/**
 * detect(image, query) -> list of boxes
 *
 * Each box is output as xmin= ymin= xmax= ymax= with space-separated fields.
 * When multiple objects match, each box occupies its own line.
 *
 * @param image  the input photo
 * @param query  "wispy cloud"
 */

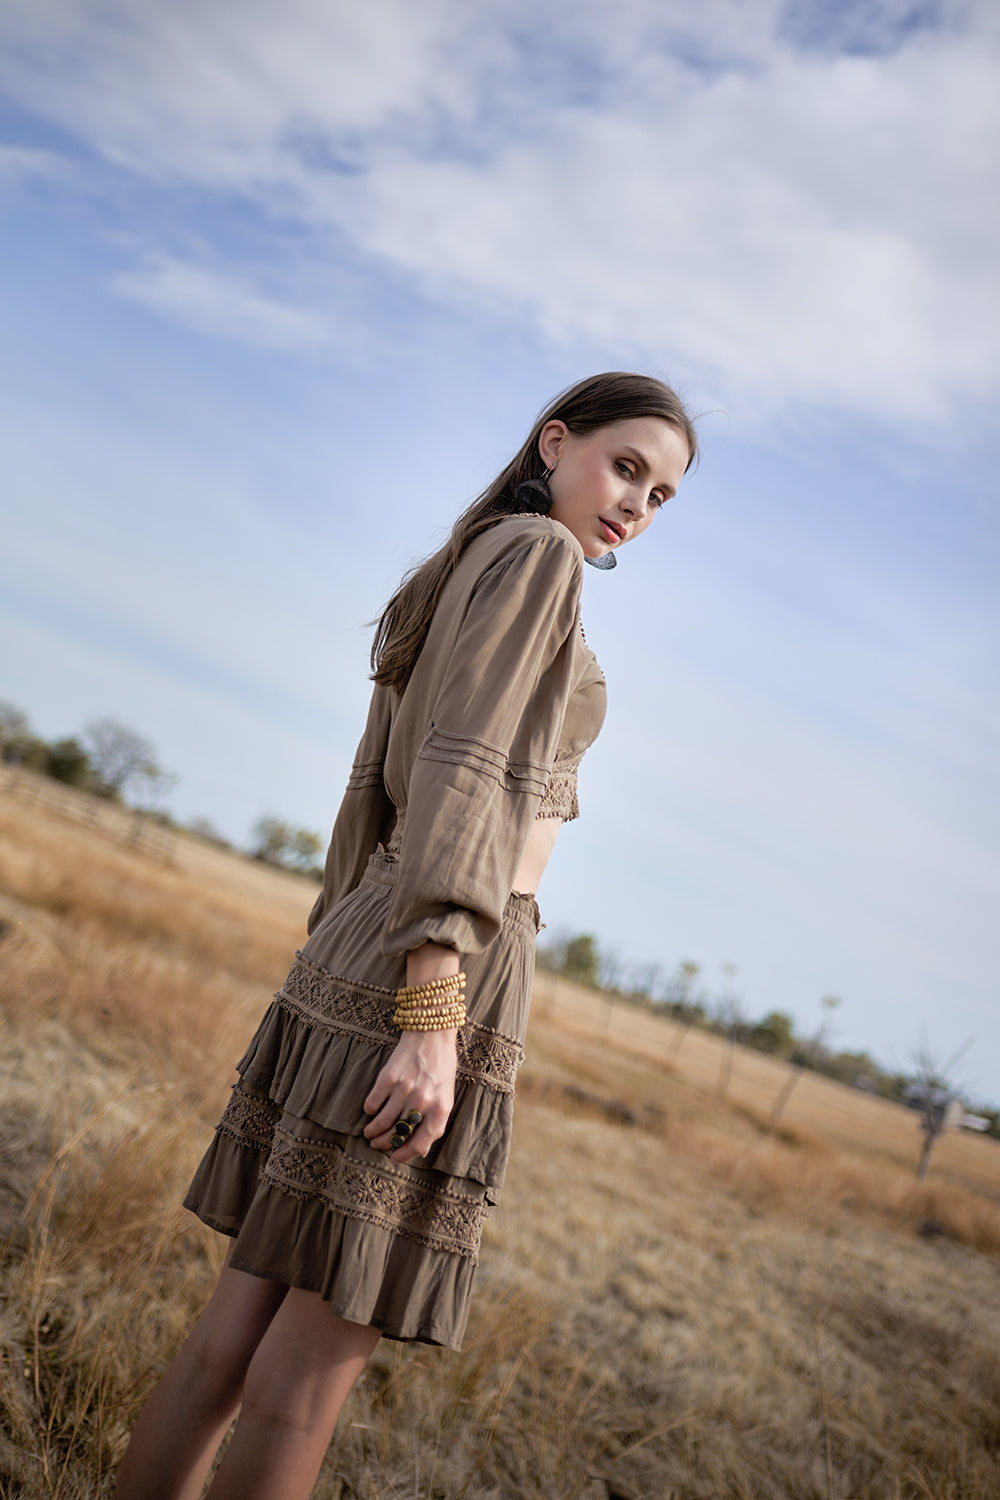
xmin=113 ymin=255 xmax=329 ymax=353
xmin=1 ymin=0 xmax=997 ymax=426
xmin=0 ymin=142 xmax=64 ymax=179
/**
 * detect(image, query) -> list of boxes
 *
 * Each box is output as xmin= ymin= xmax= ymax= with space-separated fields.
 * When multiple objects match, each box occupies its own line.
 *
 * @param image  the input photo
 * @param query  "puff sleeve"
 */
xmin=381 ymin=529 xmax=583 ymax=956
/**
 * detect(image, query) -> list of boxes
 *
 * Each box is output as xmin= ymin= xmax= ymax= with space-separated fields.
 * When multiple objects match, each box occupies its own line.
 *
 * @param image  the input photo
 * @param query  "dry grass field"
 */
xmin=2 ymin=784 xmax=999 ymax=1499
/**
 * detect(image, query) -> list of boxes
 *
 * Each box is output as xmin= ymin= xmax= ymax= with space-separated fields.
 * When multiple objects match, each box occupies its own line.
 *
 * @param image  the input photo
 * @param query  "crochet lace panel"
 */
xmin=216 ymin=1088 xmax=282 ymax=1151
xmin=214 ymin=1093 xmax=485 ymax=1260
xmin=275 ymin=953 xmax=524 ymax=1096
xmin=535 ymin=751 xmax=583 ymax=822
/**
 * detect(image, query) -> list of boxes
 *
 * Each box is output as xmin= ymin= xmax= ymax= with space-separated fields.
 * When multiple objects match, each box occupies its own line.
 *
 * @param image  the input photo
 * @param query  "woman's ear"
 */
xmin=537 ymin=419 xmax=568 ymax=470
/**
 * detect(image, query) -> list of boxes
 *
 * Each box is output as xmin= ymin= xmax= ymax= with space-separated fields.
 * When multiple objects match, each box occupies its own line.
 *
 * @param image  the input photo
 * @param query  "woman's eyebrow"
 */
xmin=619 ymin=445 xmax=676 ymax=498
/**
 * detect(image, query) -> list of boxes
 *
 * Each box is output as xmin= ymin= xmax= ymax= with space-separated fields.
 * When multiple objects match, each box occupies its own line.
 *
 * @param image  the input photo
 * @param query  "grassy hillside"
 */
xmin=1 ymin=785 xmax=999 ymax=1499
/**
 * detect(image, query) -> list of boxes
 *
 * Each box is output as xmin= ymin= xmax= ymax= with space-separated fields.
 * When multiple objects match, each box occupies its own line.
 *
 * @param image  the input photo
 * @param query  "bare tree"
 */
xmin=597 ymin=945 xmax=627 ymax=1031
xmin=714 ymin=961 xmax=744 ymax=1098
xmin=82 ymin=717 xmax=161 ymax=799
xmin=772 ymin=995 xmax=841 ymax=1122
xmin=629 ymin=959 xmax=663 ymax=1006
xmin=664 ymin=959 xmax=704 ymax=1055
xmin=909 ymin=1040 xmax=971 ymax=1180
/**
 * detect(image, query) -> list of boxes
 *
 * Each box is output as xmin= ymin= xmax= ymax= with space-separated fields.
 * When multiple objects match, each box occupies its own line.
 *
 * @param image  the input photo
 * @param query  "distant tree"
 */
xmin=252 ymin=815 xmax=294 ymax=865
xmin=82 ymin=717 xmax=161 ymax=800
xmin=661 ymin=959 xmax=704 ymax=1055
xmin=288 ymin=827 xmax=323 ymax=873
xmin=562 ymin=934 xmax=599 ymax=988
xmin=772 ymin=995 xmax=841 ymax=1122
xmin=597 ymin=946 xmax=627 ymax=993
xmin=714 ymin=962 xmax=744 ymax=1098
xmin=251 ymin=815 xmax=323 ymax=875
xmin=880 ymin=1071 xmax=907 ymax=1102
xmin=0 ymin=701 xmax=30 ymax=754
xmin=597 ymin=946 xmax=629 ymax=1029
xmin=824 ymin=1049 xmax=884 ymax=1091
xmin=628 ymin=960 xmax=663 ymax=1005
xmin=748 ymin=1010 xmax=797 ymax=1058
xmin=0 ymin=701 xmax=47 ymax=769
xmin=130 ymin=762 xmax=178 ymax=816
xmin=187 ymin=817 xmax=232 ymax=849
xmin=43 ymin=737 xmax=93 ymax=789
xmin=908 ymin=1041 xmax=971 ymax=1180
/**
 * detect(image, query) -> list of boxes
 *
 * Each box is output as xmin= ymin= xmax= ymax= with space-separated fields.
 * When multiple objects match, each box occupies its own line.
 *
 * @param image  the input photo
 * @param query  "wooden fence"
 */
xmin=0 ymin=764 xmax=175 ymax=861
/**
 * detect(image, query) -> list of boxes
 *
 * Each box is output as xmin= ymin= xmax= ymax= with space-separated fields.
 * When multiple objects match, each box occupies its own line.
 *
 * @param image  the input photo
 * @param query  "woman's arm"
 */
xmin=382 ymin=527 xmax=584 ymax=957
xmin=361 ymin=940 xmax=462 ymax=1163
xmin=363 ymin=528 xmax=584 ymax=1162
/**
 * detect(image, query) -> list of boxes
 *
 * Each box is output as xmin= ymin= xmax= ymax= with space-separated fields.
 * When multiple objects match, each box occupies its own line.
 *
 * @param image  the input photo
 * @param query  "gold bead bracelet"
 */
xmin=396 ymin=973 xmax=466 ymax=1000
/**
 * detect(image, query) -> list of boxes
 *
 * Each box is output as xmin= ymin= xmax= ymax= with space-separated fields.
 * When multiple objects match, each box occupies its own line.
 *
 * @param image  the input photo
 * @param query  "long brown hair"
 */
xmin=371 ymin=372 xmax=698 ymax=693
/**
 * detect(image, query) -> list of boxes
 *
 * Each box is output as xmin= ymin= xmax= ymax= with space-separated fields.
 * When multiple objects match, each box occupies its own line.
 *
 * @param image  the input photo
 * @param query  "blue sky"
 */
xmin=2 ymin=0 xmax=998 ymax=1102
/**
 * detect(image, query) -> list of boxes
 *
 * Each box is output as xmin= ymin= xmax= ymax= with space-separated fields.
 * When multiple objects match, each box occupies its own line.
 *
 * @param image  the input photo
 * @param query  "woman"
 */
xmin=114 ymin=371 xmax=697 ymax=1500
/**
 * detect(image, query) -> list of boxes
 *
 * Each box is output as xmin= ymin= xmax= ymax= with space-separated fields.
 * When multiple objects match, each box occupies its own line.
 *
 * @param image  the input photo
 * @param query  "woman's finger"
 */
xmin=362 ymin=1086 xmax=410 ymax=1140
xmin=368 ymin=1095 xmax=451 ymax=1161
xmin=363 ymin=1070 xmax=432 ymax=1138
xmin=389 ymin=1112 xmax=445 ymax=1164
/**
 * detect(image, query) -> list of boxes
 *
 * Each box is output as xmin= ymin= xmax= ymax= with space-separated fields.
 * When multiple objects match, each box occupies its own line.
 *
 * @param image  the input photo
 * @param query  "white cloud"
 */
xmin=0 ymin=0 xmax=997 ymax=423
xmin=113 ymin=255 xmax=329 ymax=352
xmin=0 ymin=143 xmax=64 ymax=179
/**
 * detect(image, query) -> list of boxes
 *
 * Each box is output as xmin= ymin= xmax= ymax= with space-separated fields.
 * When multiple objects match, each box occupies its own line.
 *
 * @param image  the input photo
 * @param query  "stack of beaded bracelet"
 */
xmin=392 ymin=971 xmax=467 ymax=1032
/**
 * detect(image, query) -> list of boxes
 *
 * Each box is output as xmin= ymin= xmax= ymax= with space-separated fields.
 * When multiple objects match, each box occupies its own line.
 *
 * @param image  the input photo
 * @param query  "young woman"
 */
xmin=114 ymin=371 xmax=697 ymax=1500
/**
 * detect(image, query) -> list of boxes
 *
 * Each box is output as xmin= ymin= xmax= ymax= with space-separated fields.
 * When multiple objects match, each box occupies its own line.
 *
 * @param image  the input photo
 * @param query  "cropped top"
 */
xmin=308 ymin=516 xmax=607 ymax=956
xmin=386 ymin=621 xmax=604 ymax=854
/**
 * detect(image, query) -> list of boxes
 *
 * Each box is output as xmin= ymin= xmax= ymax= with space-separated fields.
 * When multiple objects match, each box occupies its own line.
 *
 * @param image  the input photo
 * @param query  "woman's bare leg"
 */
xmin=114 ymin=1249 xmax=288 ymax=1500
xmin=204 ymin=1289 xmax=381 ymax=1500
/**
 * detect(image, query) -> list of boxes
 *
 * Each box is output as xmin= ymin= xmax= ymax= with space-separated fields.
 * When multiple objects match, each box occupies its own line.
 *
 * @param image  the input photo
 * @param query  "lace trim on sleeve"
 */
xmin=535 ymin=751 xmax=584 ymax=822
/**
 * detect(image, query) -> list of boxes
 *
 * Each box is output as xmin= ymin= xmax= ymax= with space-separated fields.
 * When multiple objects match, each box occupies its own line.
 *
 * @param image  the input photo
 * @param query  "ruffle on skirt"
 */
xmin=183 ymin=850 xmax=539 ymax=1349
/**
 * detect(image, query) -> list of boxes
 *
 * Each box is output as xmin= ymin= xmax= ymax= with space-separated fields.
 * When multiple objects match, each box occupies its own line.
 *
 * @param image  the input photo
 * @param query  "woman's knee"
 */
xmin=180 ymin=1265 xmax=289 ymax=1402
xmin=239 ymin=1293 xmax=380 ymax=1431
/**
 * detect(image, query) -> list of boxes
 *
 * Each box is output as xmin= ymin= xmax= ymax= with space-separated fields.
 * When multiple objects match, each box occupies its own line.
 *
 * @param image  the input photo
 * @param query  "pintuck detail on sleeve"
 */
xmin=416 ymin=724 xmax=552 ymax=797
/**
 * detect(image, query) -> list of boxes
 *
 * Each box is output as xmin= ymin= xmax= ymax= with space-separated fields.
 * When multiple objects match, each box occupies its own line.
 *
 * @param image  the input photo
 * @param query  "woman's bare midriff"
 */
xmin=512 ymin=816 xmax=561 ymax=898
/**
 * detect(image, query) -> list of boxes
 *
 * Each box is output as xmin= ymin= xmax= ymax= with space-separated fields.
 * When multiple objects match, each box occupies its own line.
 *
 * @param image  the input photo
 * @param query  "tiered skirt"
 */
xmin=183 ymin=850 xmax=539 ymax=1349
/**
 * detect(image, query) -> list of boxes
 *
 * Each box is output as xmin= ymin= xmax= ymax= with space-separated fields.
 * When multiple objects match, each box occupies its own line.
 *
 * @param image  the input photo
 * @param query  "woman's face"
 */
xmin=538 ymin=416 xmax=690 ymax=562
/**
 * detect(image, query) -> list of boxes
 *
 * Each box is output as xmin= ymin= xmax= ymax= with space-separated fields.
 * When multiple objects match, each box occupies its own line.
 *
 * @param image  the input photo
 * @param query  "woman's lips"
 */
xmin=599 ymin=518 xmax=623 ymax=543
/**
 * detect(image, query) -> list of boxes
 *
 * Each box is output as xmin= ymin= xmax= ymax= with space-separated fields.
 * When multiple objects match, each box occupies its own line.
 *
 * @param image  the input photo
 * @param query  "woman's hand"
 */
xmin=362 ymin=1028 xmax=458 ymax=1164
xmin=363 ymin=940 xmax=461 ymax=1165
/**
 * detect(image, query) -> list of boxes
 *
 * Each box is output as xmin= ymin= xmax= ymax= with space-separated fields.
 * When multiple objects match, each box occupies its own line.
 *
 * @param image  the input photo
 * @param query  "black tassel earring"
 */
xmin=515 ymin=468 xmax=553 ymax=515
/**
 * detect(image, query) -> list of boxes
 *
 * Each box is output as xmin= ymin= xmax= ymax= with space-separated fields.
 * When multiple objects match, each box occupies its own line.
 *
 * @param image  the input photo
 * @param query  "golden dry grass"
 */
xmin=2 ymin=790 xmax=999 ymax=1499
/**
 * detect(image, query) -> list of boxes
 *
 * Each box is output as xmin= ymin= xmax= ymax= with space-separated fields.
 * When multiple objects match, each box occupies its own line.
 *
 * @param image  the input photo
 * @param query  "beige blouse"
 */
xmin=308 ymin=516 xmax=607 ymax=955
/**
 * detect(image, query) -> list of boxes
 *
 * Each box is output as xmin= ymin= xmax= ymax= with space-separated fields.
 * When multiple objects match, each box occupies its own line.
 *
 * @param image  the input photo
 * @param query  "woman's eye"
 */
xmin=615 ymin=461 xmax=634 ymax=478
xmin=650 ymin=492 xmax=666 ymax=509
